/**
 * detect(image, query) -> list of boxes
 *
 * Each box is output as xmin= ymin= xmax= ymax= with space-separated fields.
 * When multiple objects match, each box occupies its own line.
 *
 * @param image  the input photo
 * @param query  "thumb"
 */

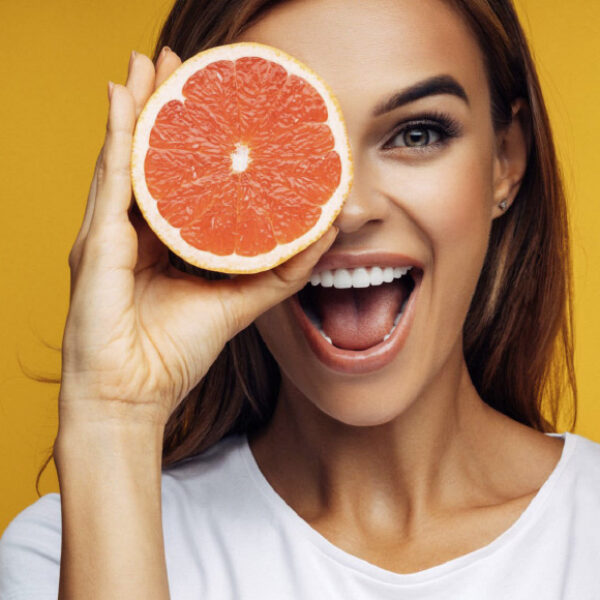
xmin=223 ymin=226 xmax=338 ymax=335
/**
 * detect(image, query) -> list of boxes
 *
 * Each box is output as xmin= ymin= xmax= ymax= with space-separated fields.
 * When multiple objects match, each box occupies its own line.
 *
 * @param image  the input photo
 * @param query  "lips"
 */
xmin=289 ymin=251 xmax=424 ymax=374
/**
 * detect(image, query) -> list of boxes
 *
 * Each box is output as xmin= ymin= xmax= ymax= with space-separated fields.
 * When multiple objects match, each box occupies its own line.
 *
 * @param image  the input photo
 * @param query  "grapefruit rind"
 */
xmin=131 ymin=42 xmax=353 ymax=274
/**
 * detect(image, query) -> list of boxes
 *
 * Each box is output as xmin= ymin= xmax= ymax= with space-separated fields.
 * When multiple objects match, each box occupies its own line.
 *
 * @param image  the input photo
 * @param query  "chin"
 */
xmin=305 ymin=387 xmax=417 ymax=429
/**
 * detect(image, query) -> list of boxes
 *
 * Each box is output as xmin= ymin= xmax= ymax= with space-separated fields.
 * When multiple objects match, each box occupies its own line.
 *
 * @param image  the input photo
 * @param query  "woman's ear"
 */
xmin=492 ymin=98 xmax=531 ymax=219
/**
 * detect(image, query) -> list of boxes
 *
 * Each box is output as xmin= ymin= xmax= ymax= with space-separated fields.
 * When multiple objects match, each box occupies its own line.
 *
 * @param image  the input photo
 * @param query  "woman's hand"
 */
xmin=60 ymin=48 xmax=338 ymax=429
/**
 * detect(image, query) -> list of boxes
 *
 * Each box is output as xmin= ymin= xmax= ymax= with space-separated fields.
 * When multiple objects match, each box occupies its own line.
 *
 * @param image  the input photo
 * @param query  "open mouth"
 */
xmin=296 ymin=266 xmax=421 ymax=352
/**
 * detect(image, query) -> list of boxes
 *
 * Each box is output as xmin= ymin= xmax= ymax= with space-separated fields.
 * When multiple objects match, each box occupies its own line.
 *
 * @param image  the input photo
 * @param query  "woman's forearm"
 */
xmin=55 ymin=417 xmax=170 ymax=599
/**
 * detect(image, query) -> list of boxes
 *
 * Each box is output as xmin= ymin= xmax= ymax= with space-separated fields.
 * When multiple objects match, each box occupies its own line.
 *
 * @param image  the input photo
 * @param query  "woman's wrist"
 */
xmin=55 ymin=415 xmax=165 ymax=472
xmin=57 ymin=382 xmax=171 ymax=434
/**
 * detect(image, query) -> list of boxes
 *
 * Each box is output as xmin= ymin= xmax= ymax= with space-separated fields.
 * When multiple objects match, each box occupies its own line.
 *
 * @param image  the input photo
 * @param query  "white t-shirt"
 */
xmin=1 ymin=430 xmax=599 ymax=599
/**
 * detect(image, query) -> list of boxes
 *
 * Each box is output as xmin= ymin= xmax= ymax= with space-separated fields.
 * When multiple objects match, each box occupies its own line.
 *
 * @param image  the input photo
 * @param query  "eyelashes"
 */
xmin=381 ymin=111 xmax=462 ymax=154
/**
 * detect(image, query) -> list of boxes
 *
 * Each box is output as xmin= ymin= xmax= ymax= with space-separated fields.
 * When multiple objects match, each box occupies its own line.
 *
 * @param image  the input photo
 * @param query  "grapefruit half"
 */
xmin=131 ymin=42 xmax=353 ymax=274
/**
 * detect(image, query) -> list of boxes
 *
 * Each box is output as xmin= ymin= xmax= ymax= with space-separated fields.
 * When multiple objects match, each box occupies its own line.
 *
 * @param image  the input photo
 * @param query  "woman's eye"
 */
xmin=387 ymin=125 xmax=443 ymax=148
xmin=380 ymin=113 xmax=461 ymax=153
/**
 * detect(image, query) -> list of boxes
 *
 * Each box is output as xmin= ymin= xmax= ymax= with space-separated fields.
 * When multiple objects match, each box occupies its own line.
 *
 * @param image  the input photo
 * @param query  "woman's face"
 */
xmin=237 ymin=0 xmax=514 ymax=426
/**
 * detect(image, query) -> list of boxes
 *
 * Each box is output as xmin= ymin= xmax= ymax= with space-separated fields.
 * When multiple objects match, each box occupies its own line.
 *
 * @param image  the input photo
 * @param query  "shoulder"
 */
xmin=160 ymin=433 xmax=252 ymax=526
xmin=546 ymin=431 xmax=600 ymax=516
xmin=163 ymin=432 xmax=245 ymax=480
xmin=161 ymin=432 xmax=247 ymax=498
xmin=564 ymin=431 xmax=600 ymax=485
xmin=538 ymin=432 xmax=600 ymax=576
xmin=0 ymin=493 xmax=62 ymax=598
xmin=0 ymin=433 xmax=247 ymax=598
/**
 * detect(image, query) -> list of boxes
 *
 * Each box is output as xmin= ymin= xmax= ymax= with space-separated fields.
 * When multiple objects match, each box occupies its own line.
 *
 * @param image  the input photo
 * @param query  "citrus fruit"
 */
xmin=131 ymin=42 xmax=353 ymax=274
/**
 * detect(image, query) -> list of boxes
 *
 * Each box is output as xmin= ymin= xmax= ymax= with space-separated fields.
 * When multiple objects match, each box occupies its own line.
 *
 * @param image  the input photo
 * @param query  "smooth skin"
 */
xmin=55 ymin=0 xmax=564 ymax=596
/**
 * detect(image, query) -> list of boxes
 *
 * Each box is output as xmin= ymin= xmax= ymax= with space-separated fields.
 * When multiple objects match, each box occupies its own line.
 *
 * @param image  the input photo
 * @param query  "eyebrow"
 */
xmin=371 ymin=75 xmax=469 ymax=117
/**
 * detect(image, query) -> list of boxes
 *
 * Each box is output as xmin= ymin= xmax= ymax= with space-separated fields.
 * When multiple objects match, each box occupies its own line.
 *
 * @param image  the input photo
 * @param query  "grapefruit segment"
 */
xmin=270 ymin=200 xmax=321 ymax=244
xmin=236 ymin=173 xmax=278 ymax=256
xmin=254 ymin=122 xmax=335 ymax=159
xmin=235 ymin=56 xmax=288 ymax=139
xmin=149 ymin=100 xmax=231 ymax=152
xmin=145 ymin=148 xmax=230 ymax=199
xmin=182 ymin=61 xmax=240 ymax=137
xmin=131 ymin=42 xmax=353 ymax=273
xmin=179 ymin=177 xmax=238 ymax=256
xmin=266 ymin=73 xmax=329 ymax=125
xmin=155 ymin=176 xmax=227 ymax=228
xmin=279 ymin=152 xmax=343 ymax=206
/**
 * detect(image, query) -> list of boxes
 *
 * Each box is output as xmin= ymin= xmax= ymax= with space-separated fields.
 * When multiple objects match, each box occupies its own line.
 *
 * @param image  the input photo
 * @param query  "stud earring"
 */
xmin=499 ymin=200 xmax=508 ymax=211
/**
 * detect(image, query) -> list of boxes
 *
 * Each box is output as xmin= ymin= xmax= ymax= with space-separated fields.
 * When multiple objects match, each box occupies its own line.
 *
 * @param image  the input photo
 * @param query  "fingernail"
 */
xmin=107 ymin=80 xmax=115 ymax=101
xmin=160 ymin=46 xmax=171 ymax=59
xmin=129 ymin=49 xmax=137 ymax=71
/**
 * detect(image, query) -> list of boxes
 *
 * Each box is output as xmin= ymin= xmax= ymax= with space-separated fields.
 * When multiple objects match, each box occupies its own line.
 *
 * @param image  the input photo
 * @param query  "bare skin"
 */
xmin=54 ymin=0 xmax=565 ymax=595
xmin=235 ymin=0 xmax=565 ymax=574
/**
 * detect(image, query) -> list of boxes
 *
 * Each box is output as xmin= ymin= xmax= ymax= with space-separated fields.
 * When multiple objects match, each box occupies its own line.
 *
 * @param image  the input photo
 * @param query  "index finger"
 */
xmin=70 ymin=50 xmax=157 ymax=272
xmin=153 ymin=47 xmax=182 ymax=92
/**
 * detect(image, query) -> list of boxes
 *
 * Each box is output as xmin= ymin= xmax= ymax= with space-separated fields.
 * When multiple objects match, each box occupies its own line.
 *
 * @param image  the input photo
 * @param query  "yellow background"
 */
xmin=1 ymin=0 xmax=599 ymax=533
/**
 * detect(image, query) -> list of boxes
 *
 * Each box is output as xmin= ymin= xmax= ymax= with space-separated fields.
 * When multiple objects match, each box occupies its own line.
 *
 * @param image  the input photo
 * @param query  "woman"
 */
xmin=1 ymin=0 xmax=598 ymax=597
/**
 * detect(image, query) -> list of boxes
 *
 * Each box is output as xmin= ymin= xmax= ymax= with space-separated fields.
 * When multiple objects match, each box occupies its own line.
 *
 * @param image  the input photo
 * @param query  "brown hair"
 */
xmin=37 ymin=0 xmax=576 ymax=491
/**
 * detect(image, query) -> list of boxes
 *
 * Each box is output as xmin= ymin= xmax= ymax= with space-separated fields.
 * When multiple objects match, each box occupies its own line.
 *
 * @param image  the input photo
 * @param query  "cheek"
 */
xmin=254 ymin=305 xmax=304 ymax=377
xmin=421 ymin=153 xmax=492 ymax=250
xmin=254 ymin=305 xmax=289 ymax=355
xmin=383 ymin=140 xmax=495 ymax=272
xmin=379 ymin=139 xmax=496 ymax=357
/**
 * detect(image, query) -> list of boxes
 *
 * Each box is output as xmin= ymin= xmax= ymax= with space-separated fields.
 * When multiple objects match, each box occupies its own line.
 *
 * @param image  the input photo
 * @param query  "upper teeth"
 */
xmin=309 ymin=266 xmax=412 ymax=289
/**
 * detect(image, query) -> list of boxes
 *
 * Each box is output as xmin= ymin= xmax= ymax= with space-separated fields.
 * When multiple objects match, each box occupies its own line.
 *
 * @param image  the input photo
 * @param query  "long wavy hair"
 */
xmin=36 ymin=0 xmax=577 ymax=492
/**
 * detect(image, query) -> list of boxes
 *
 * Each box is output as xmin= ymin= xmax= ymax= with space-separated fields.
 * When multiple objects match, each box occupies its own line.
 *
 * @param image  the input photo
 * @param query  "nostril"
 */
xmin=331 ymin=215 xmax=386 ymax=236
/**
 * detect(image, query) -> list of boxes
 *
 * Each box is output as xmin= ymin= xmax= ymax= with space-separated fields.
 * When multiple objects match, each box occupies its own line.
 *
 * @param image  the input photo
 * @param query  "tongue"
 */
xmin=314 ymin=282 xmax=406 ymax=350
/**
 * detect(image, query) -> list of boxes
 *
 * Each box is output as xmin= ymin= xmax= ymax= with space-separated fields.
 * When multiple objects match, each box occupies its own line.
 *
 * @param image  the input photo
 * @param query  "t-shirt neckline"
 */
xmin=239 ymin=430 xmax=576 ymax=586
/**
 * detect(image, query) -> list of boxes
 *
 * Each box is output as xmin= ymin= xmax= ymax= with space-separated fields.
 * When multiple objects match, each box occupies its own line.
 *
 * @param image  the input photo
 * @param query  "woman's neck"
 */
xmin=247 ymin=348 xmax=537 ymax=538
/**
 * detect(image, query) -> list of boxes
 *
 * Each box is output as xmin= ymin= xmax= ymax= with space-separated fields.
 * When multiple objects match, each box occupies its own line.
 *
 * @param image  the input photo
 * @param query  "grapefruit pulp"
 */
xmin=131 ymin=42 xmax=353 ymax=274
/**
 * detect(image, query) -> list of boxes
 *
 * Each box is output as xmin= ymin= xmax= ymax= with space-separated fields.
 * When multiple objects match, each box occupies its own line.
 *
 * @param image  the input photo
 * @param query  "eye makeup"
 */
xmin=381 ymin=110 xmax=463 ymax=154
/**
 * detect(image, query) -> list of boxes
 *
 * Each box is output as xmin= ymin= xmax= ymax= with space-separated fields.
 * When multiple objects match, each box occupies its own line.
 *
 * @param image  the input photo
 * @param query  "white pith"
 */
xmin=230 ymin=142 xmax=251 ymax=173
xmin=130 ymin=42 xmax=353 ymax=274
xmin=309 ymin=266 xmax=413 ymax=289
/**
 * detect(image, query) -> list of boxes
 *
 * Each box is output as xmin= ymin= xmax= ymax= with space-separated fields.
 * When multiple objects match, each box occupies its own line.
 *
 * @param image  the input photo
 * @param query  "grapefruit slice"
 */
xmin=131 ymin=42 xmax=353 ymax=274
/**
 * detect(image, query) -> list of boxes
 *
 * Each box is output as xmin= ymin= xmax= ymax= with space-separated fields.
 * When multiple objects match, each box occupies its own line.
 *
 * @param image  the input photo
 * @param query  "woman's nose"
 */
xmin=332 ymin=168 xmax=390 ymax=234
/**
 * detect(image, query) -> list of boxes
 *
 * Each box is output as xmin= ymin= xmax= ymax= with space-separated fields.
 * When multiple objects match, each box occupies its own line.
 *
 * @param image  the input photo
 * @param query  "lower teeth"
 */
xmin=320 ymin=330 xmax=333 ymax=344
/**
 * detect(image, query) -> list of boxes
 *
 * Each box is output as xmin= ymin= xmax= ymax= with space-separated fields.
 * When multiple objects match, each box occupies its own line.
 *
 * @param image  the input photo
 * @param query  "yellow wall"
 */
xmin=1 ymin=0 xmax=599 ymax=532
